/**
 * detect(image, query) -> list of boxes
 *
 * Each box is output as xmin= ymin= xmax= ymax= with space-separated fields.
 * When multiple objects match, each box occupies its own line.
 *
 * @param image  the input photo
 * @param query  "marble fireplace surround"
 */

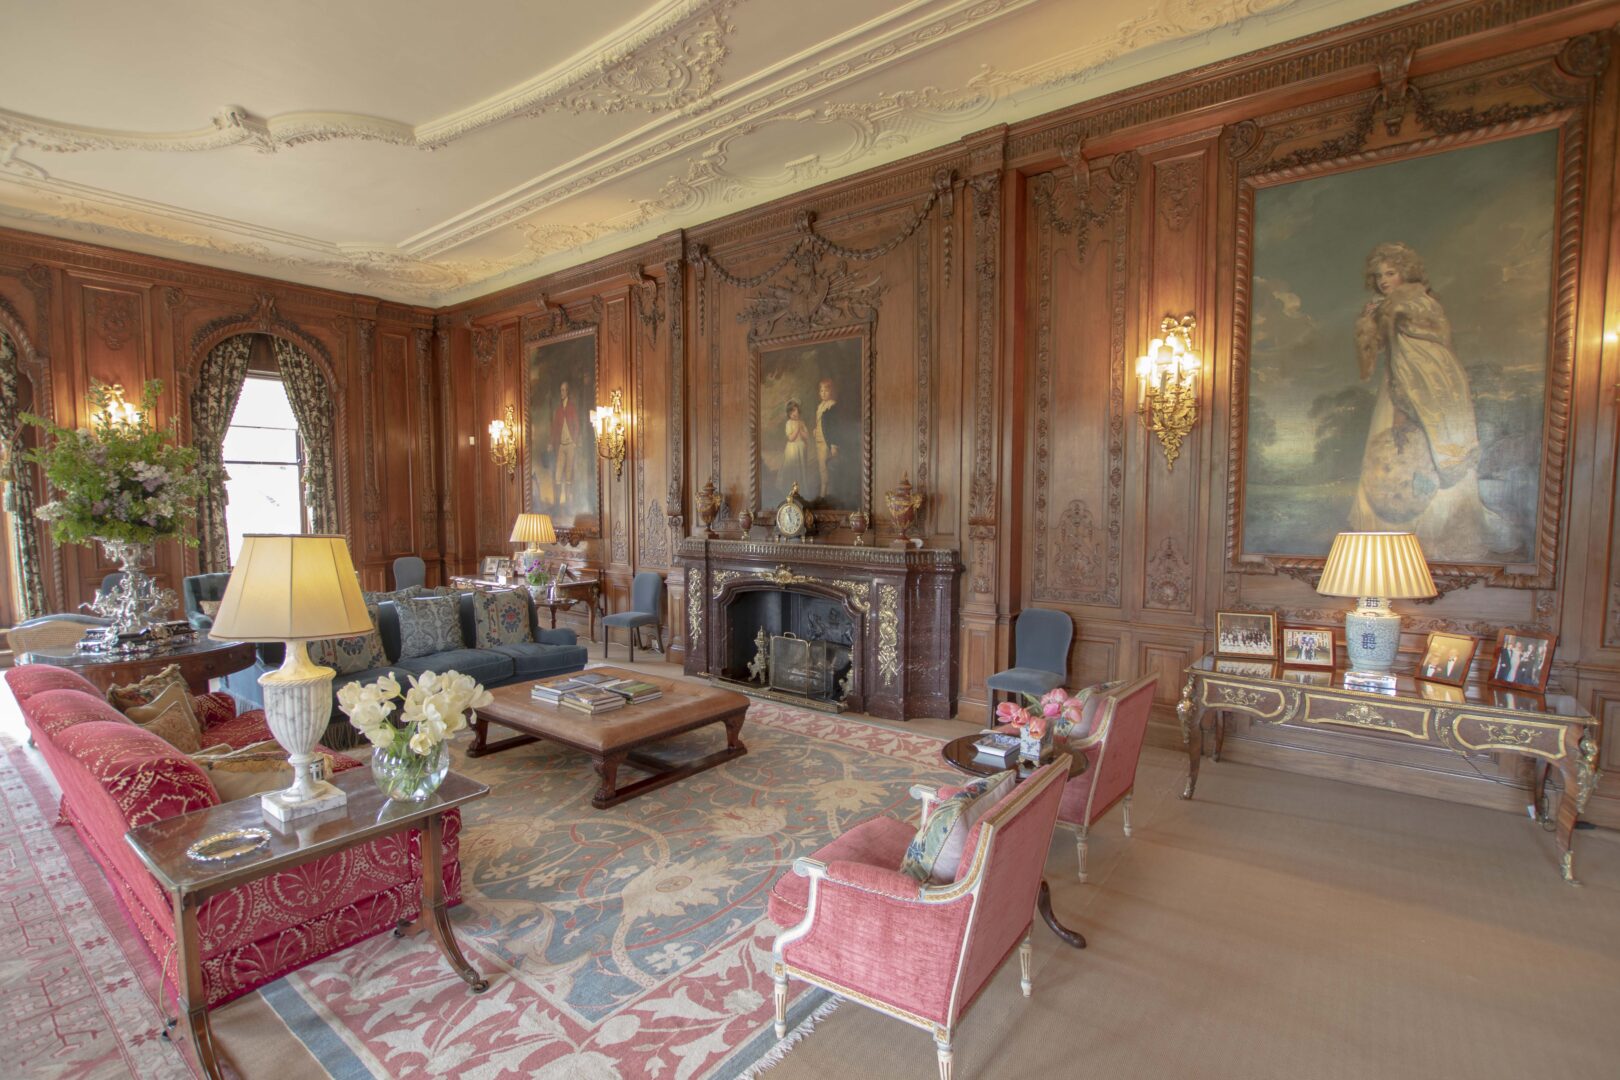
xmin=676 ymin=539 xmax=961 ymax=720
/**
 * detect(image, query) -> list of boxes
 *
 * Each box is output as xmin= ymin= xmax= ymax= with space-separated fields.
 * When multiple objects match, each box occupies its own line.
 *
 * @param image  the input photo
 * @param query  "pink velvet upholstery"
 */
xmin=8 ymin=672 xmax=463 ymax=1010
xmin=769 ymin=758 xmax=1071 ymax=1079
xmin=1056 ymin=674 xmax=1157 ymax=881
xmin=4 ymin=662 xmax=102 ymax=704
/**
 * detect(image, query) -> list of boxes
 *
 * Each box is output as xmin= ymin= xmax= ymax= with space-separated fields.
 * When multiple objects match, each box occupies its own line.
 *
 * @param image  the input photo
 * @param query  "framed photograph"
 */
xmin=1416 ymin=631 xmax=1479 ymax=686
xmin=1488 ymin=629 xmax=1556 ymax=692
xmin=1232 ymin=122 xmax=1577 ymax=590
xmin=1279 ymin=624 xmax=1336 ymax=669
xmin=1214 ymin=659 xmax=1277 ymax=678
xmin=1282 ymin=669 xmax=1331 ymax=686
xmin=525 ymin=327 xmax=601 ymax=537
xmin=479 ymin=556 xmax=503 ymax=578
xmin=751 ymin=326 xmax=872 ymax=520
xmin=1418 ymin=681 xmax=1465 ymax=704
xmin=1215 ymin=611 xmax=1277 ymax=658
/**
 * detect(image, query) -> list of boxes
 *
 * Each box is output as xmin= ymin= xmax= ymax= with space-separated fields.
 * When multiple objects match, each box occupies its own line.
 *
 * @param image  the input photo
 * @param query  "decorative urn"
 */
xmin=885 ymin=474 xmax=924 ymax=547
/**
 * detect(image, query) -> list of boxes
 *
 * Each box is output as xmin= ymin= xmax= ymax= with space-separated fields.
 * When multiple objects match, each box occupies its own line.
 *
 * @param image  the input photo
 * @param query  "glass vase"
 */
xmin=371 ymin=739 xmax=450 ymax=802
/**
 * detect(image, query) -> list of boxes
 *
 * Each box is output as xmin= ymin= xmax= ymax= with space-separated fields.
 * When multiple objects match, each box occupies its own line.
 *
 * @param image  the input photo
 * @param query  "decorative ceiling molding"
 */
xmin=0 ymin=0 xmax=739 ymax=156
xmin=0 ymin=0 xmax=1389 ymax=304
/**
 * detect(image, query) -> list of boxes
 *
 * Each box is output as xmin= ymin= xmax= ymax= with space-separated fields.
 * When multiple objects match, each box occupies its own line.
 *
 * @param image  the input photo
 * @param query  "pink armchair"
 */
xmin=1058 ymin=674 xmax=1157 ymax=881
xmin=768 ymin=757 xmax=1071 ymax=1080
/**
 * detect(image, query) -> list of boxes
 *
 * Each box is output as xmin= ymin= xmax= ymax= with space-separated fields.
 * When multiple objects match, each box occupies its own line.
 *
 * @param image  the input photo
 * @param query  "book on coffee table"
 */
xmin=560 ymin=687 xmax=627 ymax=714
xmin=599 ymin=679 xmax=663 ymax=704
xmin=531 ymin=677 xmax=591 ymax=704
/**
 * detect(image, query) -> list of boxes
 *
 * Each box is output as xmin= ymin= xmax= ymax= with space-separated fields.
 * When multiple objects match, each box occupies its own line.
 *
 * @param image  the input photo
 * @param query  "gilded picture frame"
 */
xmin=523 ymin=325 xmax=602 ymax=538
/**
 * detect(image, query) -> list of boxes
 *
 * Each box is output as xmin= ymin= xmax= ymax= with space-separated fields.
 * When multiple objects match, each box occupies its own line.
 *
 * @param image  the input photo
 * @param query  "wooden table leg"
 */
xmin=421 ymin=813 xmax=488 ymax=991
xmin=724 ymin=715 xmax=747 ymax=753
xmin=592 ymin=751 xmax=625 ymax=808
xmin=171 ymin=891 xmax=228 ymax=1079
xmin=1037 ymin=879 xmax=1086 ymax=949
xmin=1178 ymin=674 xmax=1204 ymax=799
xmin=1212 ymin=712 xmax=1228 ymax=762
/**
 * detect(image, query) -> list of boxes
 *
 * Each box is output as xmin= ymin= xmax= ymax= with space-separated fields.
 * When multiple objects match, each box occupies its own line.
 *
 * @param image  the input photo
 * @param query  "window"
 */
xmin=223 ymin=375 xmax=307 ymax=561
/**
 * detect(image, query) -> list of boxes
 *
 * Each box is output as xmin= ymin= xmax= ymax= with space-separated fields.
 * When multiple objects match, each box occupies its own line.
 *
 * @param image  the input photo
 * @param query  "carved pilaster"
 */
xmin=414 ymin=327 xmax=439 ymax=547
xmin=355 ymin=318 xmax=382 ymax=557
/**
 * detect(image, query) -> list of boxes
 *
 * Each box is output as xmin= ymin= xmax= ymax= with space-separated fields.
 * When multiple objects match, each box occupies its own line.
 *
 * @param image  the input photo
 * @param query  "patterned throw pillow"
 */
xmin=473 ymin=588 xmax=532 ymax=648
xmin=107 ymin=664 xmax=187 ymax=712
xmin=123 ymin=682 xmax=204 ymax=753
xmin=362 ymin=584 xmax=425 ymax=606
xmin=307 ymin=602 xmax=387 ymax=675
xmin=899 ymin=770 xmax=1015 ymax=883
xmin=198 ymin=599 xmax=221 ymax=617
xmin=191 ymin=739 xmax=334 ymax=802
xmin=395 ymin=594 xmax=463 ymax=660
xmin=1055 ymin=680 xmax=1125 ymax=745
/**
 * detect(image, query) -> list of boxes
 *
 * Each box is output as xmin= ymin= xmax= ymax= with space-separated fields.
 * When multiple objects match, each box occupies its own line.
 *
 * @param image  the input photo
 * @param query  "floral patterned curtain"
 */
xmin=272 ymin=337 xmax=339 ymax=533
xmin=0 ymin=331 xmax=46 ymax=616
xmin=190 ymin=334 xmax=254 ymax=573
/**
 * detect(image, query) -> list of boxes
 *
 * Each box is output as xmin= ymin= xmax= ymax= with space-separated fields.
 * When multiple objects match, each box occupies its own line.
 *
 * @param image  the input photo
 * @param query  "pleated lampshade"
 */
xmin=510 ymin=513 xmax=557 ymax=546
xmin=209 ymin=534 xmax=372 ymax=642
xmin=1316 ymin=532 xmax=1437 ymax=599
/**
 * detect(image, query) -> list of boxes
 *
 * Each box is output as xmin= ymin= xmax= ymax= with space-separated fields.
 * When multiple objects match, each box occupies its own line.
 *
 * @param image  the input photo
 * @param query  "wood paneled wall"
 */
xmin=6 ymin=0 xmax=1620 ymax=822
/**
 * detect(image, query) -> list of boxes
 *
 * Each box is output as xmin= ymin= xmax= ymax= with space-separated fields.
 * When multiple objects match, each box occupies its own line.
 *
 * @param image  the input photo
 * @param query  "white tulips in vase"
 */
xmin=337 ymin=670 xmax=494 ymax=801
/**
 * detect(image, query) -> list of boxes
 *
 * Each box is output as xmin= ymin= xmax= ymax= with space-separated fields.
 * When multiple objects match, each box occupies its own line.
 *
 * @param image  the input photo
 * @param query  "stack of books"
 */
xmin=560 ymin=687 xmax=627 ymax=714
xmin=971 ymin=731 xmax=1019 ymax=767
xmin=600 ymin=678 xmax=663 ymax=704
xmin=531 ymin=671 xmax=624 ymax=706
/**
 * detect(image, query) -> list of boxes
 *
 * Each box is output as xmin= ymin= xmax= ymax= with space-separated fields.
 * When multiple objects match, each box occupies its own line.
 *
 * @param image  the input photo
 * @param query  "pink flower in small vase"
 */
xmin=1039 ymin=688 xmax=1071 ymax=719
xmin=996 ymin=701 xmax=1032 ymax=728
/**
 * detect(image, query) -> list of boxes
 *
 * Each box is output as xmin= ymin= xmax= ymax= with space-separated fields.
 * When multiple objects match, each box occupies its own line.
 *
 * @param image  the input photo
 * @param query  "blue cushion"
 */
xmin=392 ymin=648 xmax=514 ymax=687
xmin=985 ymin=666 xmax=1066 ymax=696
xmin=602 ymin=611 xmax=658 ymax=628
xmin=486 ymin=642 xmax=589 ymax=680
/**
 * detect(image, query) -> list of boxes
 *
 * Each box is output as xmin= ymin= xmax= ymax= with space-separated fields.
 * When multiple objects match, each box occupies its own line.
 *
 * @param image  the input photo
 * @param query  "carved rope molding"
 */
xmin=1222 ymin=39 xmax=1600 ymax=599
xmin=353 ymin=318 xmax=382 ymax=557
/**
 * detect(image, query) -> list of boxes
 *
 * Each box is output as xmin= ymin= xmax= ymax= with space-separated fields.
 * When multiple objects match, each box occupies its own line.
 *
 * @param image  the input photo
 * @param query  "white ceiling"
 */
xmin=0 ymin=0 xmax=1407 ymax=306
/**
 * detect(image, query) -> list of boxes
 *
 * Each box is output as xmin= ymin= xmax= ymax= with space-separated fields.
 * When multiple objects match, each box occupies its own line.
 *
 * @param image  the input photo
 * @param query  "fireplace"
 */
xmin=677 ymin=539 xmax=961 ymax=720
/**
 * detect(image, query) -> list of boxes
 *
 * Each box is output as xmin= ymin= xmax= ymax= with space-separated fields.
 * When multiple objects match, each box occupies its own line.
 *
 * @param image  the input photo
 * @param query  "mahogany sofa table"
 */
xmin=18 ymin=636 xmax=256 ymax=695
xmin=1177 ymin=653 xmax=1602 ymax=884
xmin=124 ymin=768 xmax=489 ymax=1080
xmin=469 ymin=668 xmax=748 ymax=808
xmin=942 ymin=735 xmax=1088 ymax=949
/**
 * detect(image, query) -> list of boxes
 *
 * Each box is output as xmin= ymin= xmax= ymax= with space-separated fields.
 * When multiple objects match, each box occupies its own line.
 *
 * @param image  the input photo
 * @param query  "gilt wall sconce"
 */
xmin=1135 ymin=314 xmax=1200 ymax=470
xmin=590 ymin=388 xmax=628 ymax=480
xmin=488 ymin=403 xmax=517 ymax=476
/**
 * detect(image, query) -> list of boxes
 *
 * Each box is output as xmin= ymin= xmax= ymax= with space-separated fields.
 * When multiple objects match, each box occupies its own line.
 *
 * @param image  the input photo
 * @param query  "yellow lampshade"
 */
xmin=510 ymin=512 xmax=557 ymax=546
xmin=209 ymin=534 xmax=372 ymax=642
xmin=1316 ymin=531 xmax=1437 ymax=599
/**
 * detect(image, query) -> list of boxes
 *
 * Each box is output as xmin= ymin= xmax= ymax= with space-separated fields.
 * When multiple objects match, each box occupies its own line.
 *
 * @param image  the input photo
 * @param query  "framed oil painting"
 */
xmin=752 ymin=326 xmax=870 ymax=520
xmin=1417 ymin=631 xmax=1479 ymax=687
xmin=1280 ymin=624 xmax=1336 ymax=669
xmin=1488 ymin=628 xmax=1556 ymax=693
xmin=1215 ymin=611 xmax=1277 ymax=658
xmin=525 ymin=329 xmax=600 ymax=536
xmin=1236 ymin=125 xmax=1574 ymax=587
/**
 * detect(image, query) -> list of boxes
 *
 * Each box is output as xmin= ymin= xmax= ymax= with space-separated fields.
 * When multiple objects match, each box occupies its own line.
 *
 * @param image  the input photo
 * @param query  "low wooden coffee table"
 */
xmin=468 ymin=668 xmax=749 ymax=808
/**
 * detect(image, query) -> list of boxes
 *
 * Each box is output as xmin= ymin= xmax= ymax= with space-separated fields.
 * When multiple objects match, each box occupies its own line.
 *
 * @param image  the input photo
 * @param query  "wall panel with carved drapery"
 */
xmin=272 ymin=336 xmax=339 ymax=533
xmin=190 ymin=334 xmax=253 ymax=573
xmin=0 ymin=330 xmax=46 ymax=617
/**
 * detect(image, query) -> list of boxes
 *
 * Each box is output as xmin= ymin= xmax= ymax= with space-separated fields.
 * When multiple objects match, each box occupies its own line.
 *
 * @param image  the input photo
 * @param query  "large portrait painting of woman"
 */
xmin=525 ymin=330 xmax=599 ymax=534
xmin=1239 ymin=130 xmax=1562 ymax=571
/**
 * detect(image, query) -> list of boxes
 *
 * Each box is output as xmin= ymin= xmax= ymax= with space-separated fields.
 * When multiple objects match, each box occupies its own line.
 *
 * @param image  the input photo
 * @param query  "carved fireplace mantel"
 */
xmin=676 ymin=539 xmax=961 ymax=720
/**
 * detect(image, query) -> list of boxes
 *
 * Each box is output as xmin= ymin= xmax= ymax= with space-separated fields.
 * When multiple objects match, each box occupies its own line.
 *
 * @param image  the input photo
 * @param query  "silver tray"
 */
xmin=186 ymin=827 xmax=270 ymax=863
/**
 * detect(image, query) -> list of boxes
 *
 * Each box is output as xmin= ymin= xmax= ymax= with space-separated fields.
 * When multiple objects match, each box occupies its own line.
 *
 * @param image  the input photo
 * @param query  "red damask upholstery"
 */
xmin=13 ymin=683 xmax=463 ymax=1010
xmin=769 ymin=759 xmax=1071 ymax=1080
xmin=5 ymin=663 xmax=102 ymax=704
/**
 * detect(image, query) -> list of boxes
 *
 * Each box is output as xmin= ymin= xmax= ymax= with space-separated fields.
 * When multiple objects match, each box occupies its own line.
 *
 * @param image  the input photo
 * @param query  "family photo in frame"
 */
xmin=1215 ymin=611 xmax=1277 ymax=658
xmin=1489 ymin=629 xmax=1556 ymax=693
xmin=1418 ymin=632 xmax=1479 ymax=687
xmin=1280 ymin=625 xmax=1335 ymax=669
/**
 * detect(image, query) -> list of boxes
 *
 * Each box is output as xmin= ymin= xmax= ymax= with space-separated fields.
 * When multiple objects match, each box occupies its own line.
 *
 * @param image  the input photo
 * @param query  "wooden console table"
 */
xmin=1177 ymin=654 xmax=1602 ymax=884
xmin=124 ymin=768 xmax=489 ymax=1080
xmin=17 ymin=636 xmax=256 ymax=694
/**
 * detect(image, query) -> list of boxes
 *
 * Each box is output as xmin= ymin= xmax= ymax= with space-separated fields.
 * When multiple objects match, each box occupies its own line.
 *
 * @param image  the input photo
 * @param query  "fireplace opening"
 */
xmin=720 ymin=588 xmax=856 ymax=710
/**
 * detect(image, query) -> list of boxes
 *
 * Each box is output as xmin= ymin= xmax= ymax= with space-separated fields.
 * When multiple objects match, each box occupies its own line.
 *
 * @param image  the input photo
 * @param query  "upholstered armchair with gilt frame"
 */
xmin=1057 ymin=674 xmax=1158 ymax=881
xmin=767 ymin=757 xmax=1071 ymax=1080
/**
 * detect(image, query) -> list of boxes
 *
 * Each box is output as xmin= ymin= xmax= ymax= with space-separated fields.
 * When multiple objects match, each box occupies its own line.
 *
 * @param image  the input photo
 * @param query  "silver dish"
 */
xmin=186 ymin=827 xmax=271 ymax=863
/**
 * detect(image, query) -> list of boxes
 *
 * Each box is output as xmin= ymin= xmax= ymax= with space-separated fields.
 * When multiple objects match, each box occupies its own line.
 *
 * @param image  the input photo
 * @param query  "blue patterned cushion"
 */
xmin=472 ymin=587 xmax=532 ymax=648
xmin=899 ymin=770 xmax=1014 ymax=883
xmin=394 ymin=594 xmax=463 ymax=660
xmin=306 ymin=602 xmax=386 ymax=676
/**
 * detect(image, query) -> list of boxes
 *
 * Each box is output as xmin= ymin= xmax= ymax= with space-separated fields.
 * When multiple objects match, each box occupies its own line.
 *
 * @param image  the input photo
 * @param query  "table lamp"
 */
xmin=209 ymin=534 xmax=373 ymax=821
xmin=1316 ymin=531 xmax=1437 ymax=674
xmin=510 ymin=512 xmax=556 ymax=576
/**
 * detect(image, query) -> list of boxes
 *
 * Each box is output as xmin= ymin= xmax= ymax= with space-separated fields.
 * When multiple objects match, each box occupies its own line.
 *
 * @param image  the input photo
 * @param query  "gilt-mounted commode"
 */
xmin=676 ymin=538 xmax=960 ymax=721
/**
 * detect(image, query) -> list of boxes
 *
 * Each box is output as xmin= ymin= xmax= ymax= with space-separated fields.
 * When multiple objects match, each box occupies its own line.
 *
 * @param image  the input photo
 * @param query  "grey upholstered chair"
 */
xmin=602 ymin=571 xmax=665 ymax=661
xmin=393 ymin=556 xmax=427 ymax=590
xmin=984 ymin=607 xmax=1074 ymax=722
xmin=182 ymin=572 xmax=232 ymax=631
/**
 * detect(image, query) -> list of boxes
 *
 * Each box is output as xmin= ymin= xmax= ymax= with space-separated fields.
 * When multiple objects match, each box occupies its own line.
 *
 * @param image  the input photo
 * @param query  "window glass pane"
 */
xmin=225 ymin=463 xmax=304 ymax=562
xmin=222 ymin=425 xmax=299 ymax=463
xmin=233 ymin=377 xmax=299 ymax=429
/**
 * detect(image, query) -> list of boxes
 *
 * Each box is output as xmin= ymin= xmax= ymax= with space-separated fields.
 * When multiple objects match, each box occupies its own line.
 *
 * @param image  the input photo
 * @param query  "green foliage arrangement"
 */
xmin=23 ymin=379 xmax=208 ymax=547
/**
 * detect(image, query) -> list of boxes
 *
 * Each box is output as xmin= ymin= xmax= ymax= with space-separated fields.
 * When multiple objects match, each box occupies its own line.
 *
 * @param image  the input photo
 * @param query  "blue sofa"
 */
xmin=229 ymin=590 xmax=588 ymax=748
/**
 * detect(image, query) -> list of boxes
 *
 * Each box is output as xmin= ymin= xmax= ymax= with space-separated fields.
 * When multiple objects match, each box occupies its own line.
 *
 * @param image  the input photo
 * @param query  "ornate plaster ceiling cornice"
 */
xmin=0 ymin=0 xmax=738 ymax=156
xmin=0 ymin=0 xmax=1404 ymax=305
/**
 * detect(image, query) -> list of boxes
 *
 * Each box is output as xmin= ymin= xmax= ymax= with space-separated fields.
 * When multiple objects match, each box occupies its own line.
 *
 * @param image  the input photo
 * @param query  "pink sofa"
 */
xmin=6 ymin=664 xmax=462 ymax=1010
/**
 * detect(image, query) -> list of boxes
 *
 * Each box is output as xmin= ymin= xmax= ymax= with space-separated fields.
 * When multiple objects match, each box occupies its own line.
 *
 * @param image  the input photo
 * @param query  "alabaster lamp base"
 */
xmin=259 ymin=640 xmax=347 ymax=821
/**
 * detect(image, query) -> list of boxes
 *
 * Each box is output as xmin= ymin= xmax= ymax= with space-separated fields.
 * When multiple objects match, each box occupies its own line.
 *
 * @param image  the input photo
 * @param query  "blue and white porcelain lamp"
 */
xmin=1316 ymin=532 xmax=1437 ymax=674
